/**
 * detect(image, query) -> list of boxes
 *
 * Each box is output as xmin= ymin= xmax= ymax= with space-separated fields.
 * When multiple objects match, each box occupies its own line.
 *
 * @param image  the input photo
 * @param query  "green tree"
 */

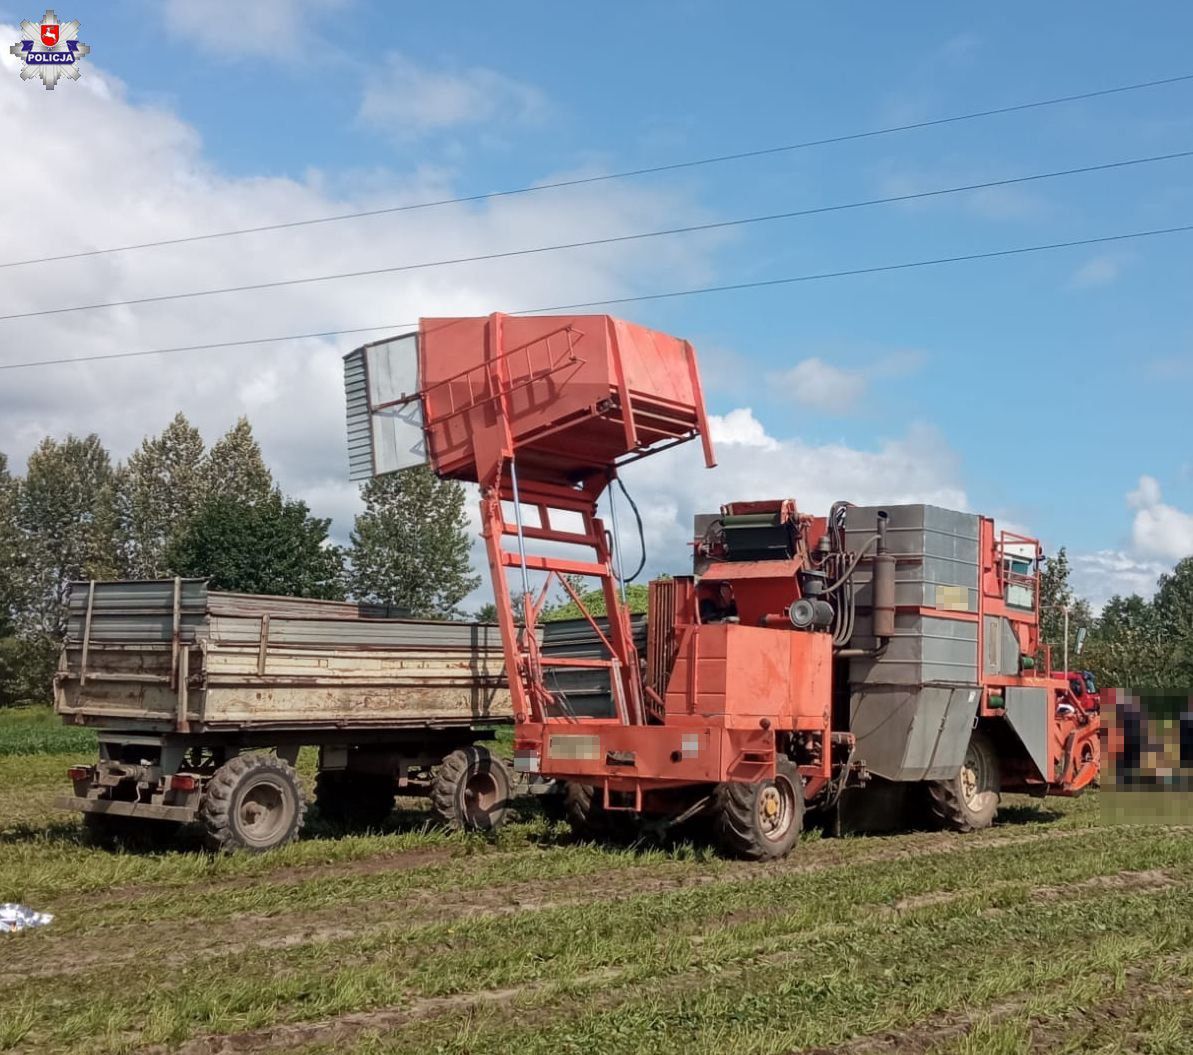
xmin=0 ymin=453 xmax=25 ymax=706
xmin=1037 ymin=547 xmax=1094 ymax=670
xmin=1151 ymin=557 xmax=1193 ymax=683
xmin=1084 ymin=592 xmax=1172 ymax=688
xmin=348 ymin=468 xmax=479 ymax=618
xmin=113 ymin=413 xmax=207 ymax=578
xmin=0 ymin=453 xmax=20 ymax=632
xmin=201 ymin=418 xmax=274 ymax=506
xmin=17 ymin=435 xmax=118 ymax=638
xmin=2 ymin=436 xmax=118 ymax=705
xmin=166 ymin=492 xmax=345 ymax=599
xmin=542 ymin=580 xmax=650 ymax=622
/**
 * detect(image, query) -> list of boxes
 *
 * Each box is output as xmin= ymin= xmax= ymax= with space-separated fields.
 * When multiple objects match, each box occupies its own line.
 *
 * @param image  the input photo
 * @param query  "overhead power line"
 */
xmin=1 ymin=71 xmax=1192 ymax=272
xmin=2 ymin=147 xmax=1191 ymax=325
xmin=3 ymin=220 xmax=1191 ymax=373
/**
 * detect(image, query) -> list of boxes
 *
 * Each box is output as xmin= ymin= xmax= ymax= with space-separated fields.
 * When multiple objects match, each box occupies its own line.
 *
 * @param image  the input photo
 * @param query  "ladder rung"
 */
xmin=540 ymin=657 xmax=616 ymax=669
xmin=498 ymin=553 xmax=609 ymax=577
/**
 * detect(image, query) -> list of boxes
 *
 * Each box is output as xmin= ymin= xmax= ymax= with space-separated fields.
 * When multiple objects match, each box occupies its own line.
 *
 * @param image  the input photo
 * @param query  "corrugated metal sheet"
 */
xmin=343 ymin=347 xmax=375 ymax=482
xmin=343 ymin=333 xmax=427 ymax=481
xmin=841 ymin=504 xmax=982 ymax=782
xmin=845 ymin=504 xmax=980 ymax=612
xmin=542 ymin=615 xmax=647 ymax=719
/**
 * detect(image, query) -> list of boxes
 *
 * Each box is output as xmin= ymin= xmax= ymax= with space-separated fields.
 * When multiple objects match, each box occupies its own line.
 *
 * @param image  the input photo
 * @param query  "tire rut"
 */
xmin=3 ymin=825 xmax=1097 ymax=987
xmin=132 ymin=871 xmax=1185 ymax=1055
xmin=798 ymin=951 xmax=1192 ymax=1054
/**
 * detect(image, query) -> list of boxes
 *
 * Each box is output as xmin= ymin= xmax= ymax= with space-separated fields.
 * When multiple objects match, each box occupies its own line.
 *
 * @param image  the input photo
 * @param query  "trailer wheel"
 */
xmin=314 ymin=770 xmax=395 ymax=829
xmin=928 ymin=731 xmax=1000 ymax=832
xmin=430 ymin=746 xmax=512 ymax=831
xmin=200 ymin=754 xmax=306 ymax=852
xmin=712 ymin=759 xmax=804 ymax=860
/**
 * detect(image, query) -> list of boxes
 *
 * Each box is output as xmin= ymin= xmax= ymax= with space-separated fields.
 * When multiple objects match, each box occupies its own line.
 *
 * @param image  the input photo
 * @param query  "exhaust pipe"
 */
xmin=872 ymin=511 xmax=895 ymax=643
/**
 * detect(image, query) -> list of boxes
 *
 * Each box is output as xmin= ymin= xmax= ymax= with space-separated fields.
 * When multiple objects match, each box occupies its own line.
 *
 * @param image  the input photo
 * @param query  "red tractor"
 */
xmin=344 ymin=313 xmax=1100 ymax=857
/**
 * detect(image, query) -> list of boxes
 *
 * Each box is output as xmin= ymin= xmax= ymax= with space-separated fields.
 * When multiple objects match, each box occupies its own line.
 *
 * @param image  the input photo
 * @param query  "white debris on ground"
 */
xmin=0 ymin=903 xmax=53 ymax=933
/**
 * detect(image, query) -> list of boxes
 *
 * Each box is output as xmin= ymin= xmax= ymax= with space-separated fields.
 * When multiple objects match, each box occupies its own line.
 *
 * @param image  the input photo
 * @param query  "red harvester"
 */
xmin=345 ymin=314 xmax=1100 ymax=857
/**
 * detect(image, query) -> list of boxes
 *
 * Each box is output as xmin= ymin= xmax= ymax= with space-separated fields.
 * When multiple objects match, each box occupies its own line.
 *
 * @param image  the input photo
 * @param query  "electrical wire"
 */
xmin=4 ymin=148 xmax=1192 ymax=324
xmin=3 ymin=219 xmax=1193 ymax=373
xmin=3 ymin=70 xmax=1190 ymax=272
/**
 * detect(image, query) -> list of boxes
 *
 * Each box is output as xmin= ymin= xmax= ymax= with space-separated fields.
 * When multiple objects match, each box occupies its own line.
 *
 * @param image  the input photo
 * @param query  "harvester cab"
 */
xmin=343 ymin=313 xmax=1101 ymax=858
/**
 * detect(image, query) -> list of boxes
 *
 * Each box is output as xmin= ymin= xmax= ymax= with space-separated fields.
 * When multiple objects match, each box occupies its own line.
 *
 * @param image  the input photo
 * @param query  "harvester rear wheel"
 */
xmin=314 ymin=770 xmax=395 ymax=829
xmin=712 ymin=759 xmax=804 ymax=860
xmin=928 ymin=731 xmax=1000 ymax=832
xmin=200 ymin=754 xmax=306 ymax=852
xmin=430 ymin=746 xmax=512 ymax=831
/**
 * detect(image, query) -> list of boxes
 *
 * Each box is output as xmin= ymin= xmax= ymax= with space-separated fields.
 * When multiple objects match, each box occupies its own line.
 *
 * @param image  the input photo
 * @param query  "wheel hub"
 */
xmin=463 ymin=770 xmax=499 ymax=824
xmin=960 ymin=744 xmax=987 ymax=809
xmin=757 ymin=784 xmax=791 ymax=839
xmin=239 ymin=782 xmax=286 ymax=842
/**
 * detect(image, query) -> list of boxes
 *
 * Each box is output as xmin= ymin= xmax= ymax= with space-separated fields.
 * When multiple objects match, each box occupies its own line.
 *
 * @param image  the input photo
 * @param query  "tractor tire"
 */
xmin=314 ymin=769 xmax=395 ymax=829
xmin=430 ymin=746 xmax=512 ymax=832
xmin=927 ymin=731 xmax=1001 ymax=832
xmin=200 ymin=754 xmax=306 ymax=852
xmin=712 ymin=758 xmax=804 ymax=860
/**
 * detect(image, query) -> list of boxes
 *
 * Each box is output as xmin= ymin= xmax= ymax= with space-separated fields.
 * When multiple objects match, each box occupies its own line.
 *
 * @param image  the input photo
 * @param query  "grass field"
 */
xmin=2 ymin=707 xmax=1191 ymax=1054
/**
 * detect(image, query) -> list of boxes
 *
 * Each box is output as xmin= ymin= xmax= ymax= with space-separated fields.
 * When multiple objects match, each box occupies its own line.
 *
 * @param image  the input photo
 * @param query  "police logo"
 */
xmin=9 ymin=9 xmax=90 ymax=90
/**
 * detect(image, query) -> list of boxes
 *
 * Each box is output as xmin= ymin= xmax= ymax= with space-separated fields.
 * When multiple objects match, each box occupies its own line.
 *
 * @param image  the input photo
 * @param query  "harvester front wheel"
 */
xmin=928 ymin=731 xmax=1000 ymax=832
xmin=430 ymin=746 xmax=512 ymax=832
xmin=563 ymin=781 xmax=626 ymax=840
xmin=712 ymin=759 xmax=804 ymax=860
xmin=200 ymin=754 xmax=306 ymax=852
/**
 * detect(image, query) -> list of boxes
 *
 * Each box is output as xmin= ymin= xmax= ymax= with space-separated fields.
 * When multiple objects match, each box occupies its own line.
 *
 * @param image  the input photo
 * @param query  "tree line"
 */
xmin=1039 ymin=547 xmax=1192 ymax=689
xmin=1 ymin=414 xmax=1190 ymax=706
xmin=0 ymin=414 xmax=477 ymax=706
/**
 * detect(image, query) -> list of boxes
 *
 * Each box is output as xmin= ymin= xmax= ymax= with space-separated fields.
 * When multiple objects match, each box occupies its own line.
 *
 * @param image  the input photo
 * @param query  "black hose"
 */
xmin=612 ymin=474 xmax=647 ymax=583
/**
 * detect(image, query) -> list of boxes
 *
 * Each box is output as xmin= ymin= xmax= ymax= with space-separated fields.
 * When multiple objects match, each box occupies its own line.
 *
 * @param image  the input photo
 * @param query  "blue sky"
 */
xmin=2 ymin=0 xmax=1191 ymax=604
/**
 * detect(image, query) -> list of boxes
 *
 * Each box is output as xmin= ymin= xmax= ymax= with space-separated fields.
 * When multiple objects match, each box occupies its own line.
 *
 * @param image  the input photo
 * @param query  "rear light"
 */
xmin=170 ymin=774 xmax=198 ymax=792
xmin=67 ymin=766 xmax=92 ymax=782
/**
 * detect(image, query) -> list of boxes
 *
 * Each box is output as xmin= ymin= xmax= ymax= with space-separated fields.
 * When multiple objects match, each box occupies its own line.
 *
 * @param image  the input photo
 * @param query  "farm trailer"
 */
xmin=343 ymin=312 xmax=1101 ymax=858
xmin=53 ymin=579 xmax=515 ymax=850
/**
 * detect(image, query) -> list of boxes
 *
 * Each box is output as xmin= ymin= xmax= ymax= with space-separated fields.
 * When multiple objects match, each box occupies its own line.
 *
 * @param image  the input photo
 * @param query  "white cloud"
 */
xmin=1069 ymin=550 xmax=1168 ymax=610
xmin=1068 ymin=254 xmax=1122 ymax=289
xmin=159 ymin=0 xmax=348 ymax=57
xmin=359 ymin=53 xmax=546 ymax=139
xmin=0 ymin=30 xmax=719 ymax=552
xmin=1127 ymin=475 xmax=1193 ymax=562
xmin=1065 ymin=475 xmax=1193 ymax=607
xmin=772 ymin=358 xmax=866 ymax=414
xmin=769 ymin=349 xmax=924 ymax=414
xmin=615 ymin=412 xmax=967 ymax=577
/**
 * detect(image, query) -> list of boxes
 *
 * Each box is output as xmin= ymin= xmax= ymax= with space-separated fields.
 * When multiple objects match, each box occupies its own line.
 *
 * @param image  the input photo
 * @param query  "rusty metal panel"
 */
xmin=57 ymin=580 xmax=513 ymax=731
